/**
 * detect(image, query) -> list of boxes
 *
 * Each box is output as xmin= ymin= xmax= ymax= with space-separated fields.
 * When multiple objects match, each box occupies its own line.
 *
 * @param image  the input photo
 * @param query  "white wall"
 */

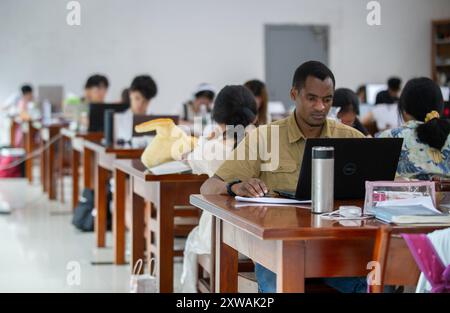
xmin=0 ymin=0 xmax=449 ymax=114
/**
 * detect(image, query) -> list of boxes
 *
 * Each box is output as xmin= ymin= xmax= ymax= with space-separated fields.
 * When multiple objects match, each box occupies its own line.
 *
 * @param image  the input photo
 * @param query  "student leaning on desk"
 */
xmin=180 ymin=85 xmax=258 ymax=292
xmin=200 ymin=61 xmax=371 ymax=293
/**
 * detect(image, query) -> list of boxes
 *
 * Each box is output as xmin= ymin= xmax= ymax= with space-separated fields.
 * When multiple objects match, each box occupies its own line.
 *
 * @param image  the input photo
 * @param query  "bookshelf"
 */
xmin=432 ymin=19 xmax=450 ymax=85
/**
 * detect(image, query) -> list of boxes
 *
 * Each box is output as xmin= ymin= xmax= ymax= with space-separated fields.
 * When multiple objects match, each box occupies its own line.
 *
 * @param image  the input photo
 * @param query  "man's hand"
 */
xmin=231 ymin=178 xmax=268 ymax=197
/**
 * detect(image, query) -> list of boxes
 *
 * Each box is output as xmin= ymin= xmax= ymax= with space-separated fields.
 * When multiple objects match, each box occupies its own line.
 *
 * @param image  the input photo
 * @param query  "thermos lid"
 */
xmin=312 ymin=146 xmax=334 ymax=159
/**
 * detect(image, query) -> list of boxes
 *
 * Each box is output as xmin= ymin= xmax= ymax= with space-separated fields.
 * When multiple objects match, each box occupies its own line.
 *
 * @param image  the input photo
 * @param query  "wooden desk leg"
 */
xmin=83 ymin=147 xmax=93 ymax=190
xmin=59 ymin=136 xmax=65 ymax=203
xmin=71 ymin=149 xmax=80 ymax=211
xmin=95 ymin=163 xmax=108 ymax=248
xmin=130 ymin=177 xmax=146 ymax=274
xmin=41 ymin=139 xmax=47 ymax=193
xmin=113 ymin=168 xmax=127 ymax=264
xmin=47 ymin=134 xmax=57 ymax=200
xmin=210 ymin=215 xmax=216 ymax=293
xmin=156 ymin=183 xmax=176 ymax=293
xmin=215 ymin=219 xmax=238 ymax=293
xmin=25 ymin=130 xmax=33 ymax=183
xmin=276 ymin=240 xmax=305 ymax=293
xmin=10 ymin=120 xmax=16 ymax=148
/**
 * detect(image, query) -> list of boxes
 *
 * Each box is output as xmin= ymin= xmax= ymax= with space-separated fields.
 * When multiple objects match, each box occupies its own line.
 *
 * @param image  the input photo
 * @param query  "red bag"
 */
xmin=0 ymin=148 xmax=25 ymax=178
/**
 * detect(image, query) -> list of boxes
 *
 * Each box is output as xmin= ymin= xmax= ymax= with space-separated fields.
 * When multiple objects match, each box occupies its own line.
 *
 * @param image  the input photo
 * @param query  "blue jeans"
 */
xmin=255 ymin=263 xmax=368 ymax=293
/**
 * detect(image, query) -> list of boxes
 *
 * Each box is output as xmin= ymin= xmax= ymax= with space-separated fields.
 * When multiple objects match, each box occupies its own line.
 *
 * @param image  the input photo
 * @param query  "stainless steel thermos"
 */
xmin=311 ymin=147 xmax=334 ymax=214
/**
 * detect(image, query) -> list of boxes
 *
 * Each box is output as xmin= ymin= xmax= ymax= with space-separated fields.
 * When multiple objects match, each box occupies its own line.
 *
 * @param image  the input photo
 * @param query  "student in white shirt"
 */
xmin=180 ymin=85 xmax=258 ymax=292
xmin=180 ymin=83 xmax=216 ymax=123
xmin=115 ymin=75 xmax=157 ymax=143
xmin=362 ymin=77 xmax=402 ymax=133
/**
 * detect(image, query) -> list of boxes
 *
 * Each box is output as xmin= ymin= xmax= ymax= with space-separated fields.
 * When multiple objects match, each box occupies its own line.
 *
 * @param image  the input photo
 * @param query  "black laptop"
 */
xmin=275 ymin=138 xmax=403 ymax=200
xmin=88 ymin=103 xmax=130 ymax=132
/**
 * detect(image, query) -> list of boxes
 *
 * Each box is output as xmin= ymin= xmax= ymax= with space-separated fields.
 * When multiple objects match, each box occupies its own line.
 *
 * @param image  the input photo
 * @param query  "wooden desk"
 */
xmin=113 ymin=159 xmax=208 ymax=292
xmin=190 ymin=195 xmax=447 ymax=293
xmin=60 ymin=128 xmax=103 ymax=209
xmin=39 ymin=122 xmax=69 ymax=200
xmin=83 ymin=140 xmax=143 ymax=248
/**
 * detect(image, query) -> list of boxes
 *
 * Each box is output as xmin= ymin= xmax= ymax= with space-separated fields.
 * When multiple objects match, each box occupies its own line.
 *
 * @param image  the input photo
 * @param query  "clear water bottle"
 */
xmin=311 ymin=146 xmax=334 ymax=214
xmin=43 ymin=99 xmax=52 ymax=124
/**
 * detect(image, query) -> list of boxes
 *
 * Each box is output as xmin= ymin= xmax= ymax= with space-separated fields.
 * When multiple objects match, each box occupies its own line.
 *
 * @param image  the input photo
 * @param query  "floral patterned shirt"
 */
xmin=379 ymin=120 xmax=450 ymax=180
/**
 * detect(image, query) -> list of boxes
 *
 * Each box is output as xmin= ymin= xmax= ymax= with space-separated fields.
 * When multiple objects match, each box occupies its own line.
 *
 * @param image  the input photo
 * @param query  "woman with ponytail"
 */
xmin=181 ymin=85 xmax=257 ymax=292
xmin=379 ymin=77 xmax=450 ymax=180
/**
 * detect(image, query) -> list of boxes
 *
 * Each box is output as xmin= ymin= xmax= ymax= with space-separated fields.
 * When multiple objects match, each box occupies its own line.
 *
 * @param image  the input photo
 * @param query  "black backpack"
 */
xmin=72 ymin=188 xmax=112 ymax=232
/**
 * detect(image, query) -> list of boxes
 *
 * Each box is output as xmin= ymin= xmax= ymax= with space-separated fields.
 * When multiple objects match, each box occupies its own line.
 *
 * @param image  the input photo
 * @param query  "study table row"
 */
xmin=10 ymin=117 xmax=449 ymax=293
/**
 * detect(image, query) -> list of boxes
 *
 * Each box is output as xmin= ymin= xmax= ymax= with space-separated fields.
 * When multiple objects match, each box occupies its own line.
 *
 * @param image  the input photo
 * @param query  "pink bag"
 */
xmin=402 ymin=233 xmax=450 ymax=293
xmin=0 ymin=148 xmax=25 ymax=178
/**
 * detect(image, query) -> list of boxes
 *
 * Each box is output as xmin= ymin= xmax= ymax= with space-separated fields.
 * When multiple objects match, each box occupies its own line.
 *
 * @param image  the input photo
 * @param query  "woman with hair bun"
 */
xmin=379 ymin=77 xmax=450 ymax=180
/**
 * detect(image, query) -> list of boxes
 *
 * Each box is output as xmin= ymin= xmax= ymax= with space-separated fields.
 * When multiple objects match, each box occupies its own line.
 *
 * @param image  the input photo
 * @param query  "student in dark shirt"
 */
xmin=375 ymin=77 xmax=402 ymax=104
xmin=362 ymin=77 xmax=403 ymax=133
xmin=332 ymin=88 xmax=369 ymax=136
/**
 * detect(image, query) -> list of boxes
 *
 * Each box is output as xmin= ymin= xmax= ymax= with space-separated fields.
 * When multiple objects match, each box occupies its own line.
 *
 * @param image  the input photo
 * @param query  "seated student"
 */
xmin=356 ymin=85 xmax=367 ymax=104
xmin=115 ymin=75 xmax=158 ymax=143
xmin=83 ymin=74 xmax=109 ymax=104
xmin=180 ymin=85 xmax=258 ymax=292
xmin=180 ymin=83 xmax=216 ymax=123
xmin=200 ymin=61 xmax=368 ymax=293
xmin=80 ymin=74 xmax=110 ymax=130
xmin=121 ymin=88 xmax=130 ymax=106
xmin=379 ymin=77 xmax=450 ymax=180
xmin=376 ymin=77 xmax=402 ymax=105
xmin=362 ymin=77 xmax=402 ymax=133
xmin=12 ymin=85 xmax=35 ymax=146
xmin=16 ymin=85 xmax=34 ymax=120
xmin=332 ymin=88 xmax=369 ymax=136
xmin=244 ymin=79 xmax=271 ymax=126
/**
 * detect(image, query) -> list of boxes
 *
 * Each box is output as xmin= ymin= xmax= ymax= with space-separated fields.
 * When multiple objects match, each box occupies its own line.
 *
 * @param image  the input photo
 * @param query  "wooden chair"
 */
xmin=197 ymin=214 xmax=255 ymax=293
xmin=369 ymin=226 xmax=426 ymax=293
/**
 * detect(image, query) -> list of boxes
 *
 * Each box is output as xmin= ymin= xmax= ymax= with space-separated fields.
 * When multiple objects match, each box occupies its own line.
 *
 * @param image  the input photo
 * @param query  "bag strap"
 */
xmin=132 ymin=259 xmax=143 ymax=276
xmin=148 ymin=257 xmax=157 ymax=277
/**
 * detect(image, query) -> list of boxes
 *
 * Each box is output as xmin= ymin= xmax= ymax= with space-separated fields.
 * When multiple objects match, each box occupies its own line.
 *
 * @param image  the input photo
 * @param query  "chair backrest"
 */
xmin=368 ymin=226 xmax=421 ymax=293
xmin=402 ymin=233 xmax=450 ymax=293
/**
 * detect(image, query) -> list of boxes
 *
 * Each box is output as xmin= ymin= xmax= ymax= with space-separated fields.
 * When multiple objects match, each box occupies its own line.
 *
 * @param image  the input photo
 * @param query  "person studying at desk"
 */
xmin=200 ymin=61 xmax=369 ymax=293
xmin=83 ymin=74 xmax=109 ymax=104
xmin=379 ymin=77 xmax=450 ymax=180
xmin=114 ymin=75 xmax=158 ymax=143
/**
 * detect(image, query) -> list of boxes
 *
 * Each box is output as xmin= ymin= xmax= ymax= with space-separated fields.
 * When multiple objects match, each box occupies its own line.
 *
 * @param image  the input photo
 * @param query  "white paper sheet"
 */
xmin=375 ymin=196 xmax=440 ymax=213
xmin=235 ymin=196 xmax=311 ymax=205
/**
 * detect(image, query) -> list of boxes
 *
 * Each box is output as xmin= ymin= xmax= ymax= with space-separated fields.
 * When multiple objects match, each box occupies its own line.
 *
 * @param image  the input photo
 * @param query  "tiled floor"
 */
xmin=0 ymin=174 xmax=183 ymax=292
